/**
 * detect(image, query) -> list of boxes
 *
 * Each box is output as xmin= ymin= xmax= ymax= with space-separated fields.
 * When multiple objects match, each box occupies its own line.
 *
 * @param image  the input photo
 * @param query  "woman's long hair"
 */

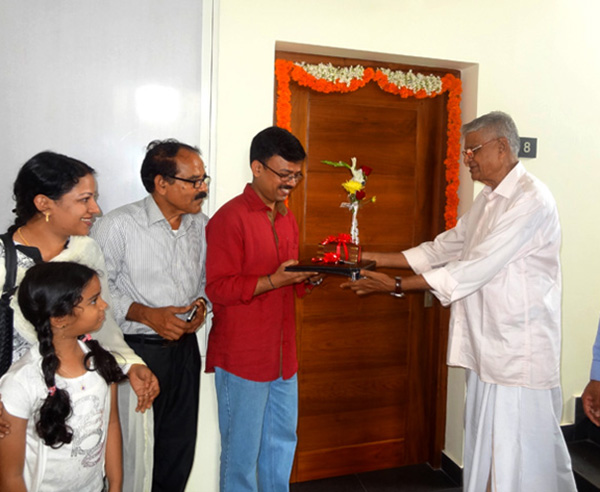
xmin=18 ymin=262 xmax=126 ymax=448
xmin=9 ymin=151 xmax=95 ymax=233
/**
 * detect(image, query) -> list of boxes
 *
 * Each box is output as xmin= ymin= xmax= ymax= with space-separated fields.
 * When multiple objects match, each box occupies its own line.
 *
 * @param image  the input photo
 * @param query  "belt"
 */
xmin=124 ymin=333 xmax=172 ymax=346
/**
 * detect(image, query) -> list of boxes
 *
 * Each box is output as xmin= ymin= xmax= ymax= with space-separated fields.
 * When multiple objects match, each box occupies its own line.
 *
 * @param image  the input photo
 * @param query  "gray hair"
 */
xmin=462 ymin=111 xmax=520 ymax=158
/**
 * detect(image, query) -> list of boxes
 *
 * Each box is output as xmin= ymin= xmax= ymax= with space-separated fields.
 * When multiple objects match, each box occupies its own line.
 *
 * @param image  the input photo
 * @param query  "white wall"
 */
xmin=0 ymin=0 xmax=215 ymax=228
xmin=214 ymin=0 xmax=600 ymax=469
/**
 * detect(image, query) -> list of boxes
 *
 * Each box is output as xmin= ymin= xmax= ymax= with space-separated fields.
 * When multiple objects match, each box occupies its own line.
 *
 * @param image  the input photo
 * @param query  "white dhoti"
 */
xmin=118 ymin=382 xmax=155 ymax=492
xmin=463 ymin=370 xmax=576 ymax=492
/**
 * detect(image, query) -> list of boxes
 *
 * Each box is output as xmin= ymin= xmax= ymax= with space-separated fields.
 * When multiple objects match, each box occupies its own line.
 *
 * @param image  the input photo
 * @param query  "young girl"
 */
xmin=0 ymin=262 xmax=126 ymax=492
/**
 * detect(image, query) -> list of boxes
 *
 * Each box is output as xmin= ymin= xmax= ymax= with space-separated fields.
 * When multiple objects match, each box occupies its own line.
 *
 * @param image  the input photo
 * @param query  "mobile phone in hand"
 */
xmin=186 ymin=305 xmax=199 ymax=322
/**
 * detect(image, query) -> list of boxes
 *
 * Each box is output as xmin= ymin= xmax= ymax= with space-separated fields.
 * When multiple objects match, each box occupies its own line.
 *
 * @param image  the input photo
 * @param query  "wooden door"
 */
xmin=278 ymin=52 xmax=453 ymax=482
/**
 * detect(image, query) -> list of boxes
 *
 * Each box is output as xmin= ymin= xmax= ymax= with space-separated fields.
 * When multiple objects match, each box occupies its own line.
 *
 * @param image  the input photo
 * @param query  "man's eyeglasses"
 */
xmin=462 ymin=138 xmax=499 ymax=161
xmin=260 ymin=161 xmax=304 ymax=184
xmin=167 ymin=174 xmax=211 ymax=189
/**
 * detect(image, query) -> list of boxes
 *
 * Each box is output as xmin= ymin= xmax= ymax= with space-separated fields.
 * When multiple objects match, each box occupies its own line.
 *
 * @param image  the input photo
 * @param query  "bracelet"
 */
xmin=390 ymin=276 xmax=405 ymax=298
xmin=198 ymin=298 xmax=208 ymax=318
xmin=267 ymin=275 xmax=276 ymax=290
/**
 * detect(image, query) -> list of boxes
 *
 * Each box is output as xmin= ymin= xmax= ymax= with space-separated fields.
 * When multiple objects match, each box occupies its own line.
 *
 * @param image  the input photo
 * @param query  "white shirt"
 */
xmin=0 ymin=342 xmax=111 ymax=492
xmin=404 ymin=163 xmax=562 ymax=389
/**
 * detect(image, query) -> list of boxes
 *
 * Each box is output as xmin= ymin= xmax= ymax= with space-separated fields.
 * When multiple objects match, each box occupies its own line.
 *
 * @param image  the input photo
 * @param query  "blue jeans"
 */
xmin=214 ymin=367 xmax=298 ymax=492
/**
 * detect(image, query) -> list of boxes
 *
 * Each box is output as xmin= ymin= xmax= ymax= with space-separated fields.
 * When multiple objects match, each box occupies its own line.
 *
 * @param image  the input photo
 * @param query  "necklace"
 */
xmin=58 ymin=366 xmax=87 ymax=391
xmin=17 ymin=227 xmax=31 ymax=246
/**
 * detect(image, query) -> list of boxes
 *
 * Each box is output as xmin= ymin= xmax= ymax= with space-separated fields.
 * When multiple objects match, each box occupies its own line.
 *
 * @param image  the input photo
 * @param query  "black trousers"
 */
xmin=125 ymin=333 xmax=201 ymax=492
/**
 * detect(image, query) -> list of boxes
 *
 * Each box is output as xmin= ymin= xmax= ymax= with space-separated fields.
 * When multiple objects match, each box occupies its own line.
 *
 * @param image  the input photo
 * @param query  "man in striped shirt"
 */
xmin=92 ymin=139 xmax=210 ymax=492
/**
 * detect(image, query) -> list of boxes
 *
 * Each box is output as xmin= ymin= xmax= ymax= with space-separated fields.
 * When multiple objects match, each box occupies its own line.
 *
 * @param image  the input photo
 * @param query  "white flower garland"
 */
xmin=297 ymin=62 xmax=365 ymax=86
xmin=295 ymin=62 xmax=443 ymax=95
xmin=379 ymin=68 xmax=442 ymax=95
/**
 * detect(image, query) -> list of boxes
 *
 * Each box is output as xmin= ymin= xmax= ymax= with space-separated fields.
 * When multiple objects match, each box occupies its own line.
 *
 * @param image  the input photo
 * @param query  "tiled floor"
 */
xmin=290 ymin=464 xmax=461 ymax=492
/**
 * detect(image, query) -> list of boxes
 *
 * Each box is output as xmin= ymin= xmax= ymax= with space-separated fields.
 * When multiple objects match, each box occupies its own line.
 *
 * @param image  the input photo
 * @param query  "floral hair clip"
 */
xmin=80 ymin=334 xmax=92 ymax=343
xmin=48 ymin=386 xmax=57 ymax=396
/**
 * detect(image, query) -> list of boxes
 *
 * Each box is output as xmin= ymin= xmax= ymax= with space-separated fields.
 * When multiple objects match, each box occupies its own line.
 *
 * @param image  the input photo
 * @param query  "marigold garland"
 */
xmin=274 ymin=59 xmax=462 ymax=229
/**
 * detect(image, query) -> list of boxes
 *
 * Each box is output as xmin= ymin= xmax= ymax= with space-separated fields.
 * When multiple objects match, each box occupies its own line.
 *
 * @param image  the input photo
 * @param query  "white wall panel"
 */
xmin=0 ymin=0 xmax=211 ymax=229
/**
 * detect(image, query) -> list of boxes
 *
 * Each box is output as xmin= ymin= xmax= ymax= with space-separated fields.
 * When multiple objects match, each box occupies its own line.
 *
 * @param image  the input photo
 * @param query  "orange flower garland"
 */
xmin=274 ymin=59 xmax=462 ymax=229
xmin=441 ymin=74 xmax=462 ymax=229
xmin=275 ymin=60 xmax=293 ymax=131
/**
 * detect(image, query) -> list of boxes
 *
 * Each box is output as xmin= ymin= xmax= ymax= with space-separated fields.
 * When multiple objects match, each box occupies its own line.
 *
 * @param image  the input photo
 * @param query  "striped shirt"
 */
xmin=91 ymin=195 xmax=208 ymax=335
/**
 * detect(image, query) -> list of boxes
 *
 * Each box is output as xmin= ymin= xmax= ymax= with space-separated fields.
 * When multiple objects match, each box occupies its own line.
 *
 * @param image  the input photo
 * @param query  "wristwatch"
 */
xmin=390 ymin=276 xmax=405 ymax=298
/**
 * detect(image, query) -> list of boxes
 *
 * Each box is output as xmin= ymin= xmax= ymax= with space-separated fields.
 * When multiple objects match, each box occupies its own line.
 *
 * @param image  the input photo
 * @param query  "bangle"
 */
xmin=390 ymin=276 xmax=405 ymax=298
xmin=267 ymin=275 xmax=276 ymax=290
xmin=198 ymin=298 xmax=208 ymax=318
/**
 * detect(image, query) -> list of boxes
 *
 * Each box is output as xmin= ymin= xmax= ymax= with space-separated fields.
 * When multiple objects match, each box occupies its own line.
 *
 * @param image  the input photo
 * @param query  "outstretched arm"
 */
xmin=361 ymin=251 xmax=412 ymax=270
xmin=340 ymin=269 xmax=430 ymax=296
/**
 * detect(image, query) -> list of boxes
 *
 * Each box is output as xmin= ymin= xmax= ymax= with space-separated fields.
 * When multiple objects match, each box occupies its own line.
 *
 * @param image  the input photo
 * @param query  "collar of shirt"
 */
xmin=484 ymin=161 xmax=525 ymax=201
xmin=243 ymin=183 xmax=289 ymax=217
xmin=143 ymin=194 xmax=194 ymax=232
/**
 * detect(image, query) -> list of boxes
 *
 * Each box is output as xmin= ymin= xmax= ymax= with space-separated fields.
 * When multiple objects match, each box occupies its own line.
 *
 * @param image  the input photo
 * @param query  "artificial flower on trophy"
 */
xmin=321 ymin=157 xmax=376 ymax=245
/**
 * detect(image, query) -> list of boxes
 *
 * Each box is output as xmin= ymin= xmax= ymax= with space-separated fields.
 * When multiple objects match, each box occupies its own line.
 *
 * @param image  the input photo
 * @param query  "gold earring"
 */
xmin=45 ymin=212 xmax=50 ymax=223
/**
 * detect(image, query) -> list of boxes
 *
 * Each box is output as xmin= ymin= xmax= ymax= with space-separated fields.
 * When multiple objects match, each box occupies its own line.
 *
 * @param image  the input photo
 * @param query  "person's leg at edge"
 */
xmin=257 ymin=373 xmax=298 ymax=492
xmin=463 ymin=370 xmax=495 ymax=492
xmin=215 ymin=367 xmax=270 ymax=492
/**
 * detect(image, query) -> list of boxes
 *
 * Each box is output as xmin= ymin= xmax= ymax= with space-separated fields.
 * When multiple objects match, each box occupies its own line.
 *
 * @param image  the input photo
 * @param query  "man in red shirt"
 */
xmin=206 ymin=126 xmax=316 ymax=492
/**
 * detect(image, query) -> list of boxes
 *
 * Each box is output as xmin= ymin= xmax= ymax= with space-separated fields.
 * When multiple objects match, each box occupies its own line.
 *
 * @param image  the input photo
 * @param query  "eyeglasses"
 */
xmin=167 ymin=174 xmax=211 ymax=189
xmin=462 ymin=138 xmax=498 ymax=160
xmin=260 ymin=161 xmax=304 ymax=184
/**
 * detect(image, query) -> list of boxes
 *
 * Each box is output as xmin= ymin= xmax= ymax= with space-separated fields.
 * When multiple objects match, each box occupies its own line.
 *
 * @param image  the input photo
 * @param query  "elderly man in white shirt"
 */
xmin=342 ymin=111 xmax=576 ymax=492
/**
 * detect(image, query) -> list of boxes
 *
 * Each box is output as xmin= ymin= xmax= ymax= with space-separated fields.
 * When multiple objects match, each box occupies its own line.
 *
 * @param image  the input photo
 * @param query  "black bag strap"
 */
xmin=1 ymin=232 xmax=18 ymax=300
xmin=0 ymin=232 xmax=17 ymax=376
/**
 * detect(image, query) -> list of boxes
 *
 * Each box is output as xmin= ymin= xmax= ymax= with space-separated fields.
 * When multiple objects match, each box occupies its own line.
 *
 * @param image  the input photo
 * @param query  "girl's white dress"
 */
xmin=0 ymin=341 xmax=110 ymax=492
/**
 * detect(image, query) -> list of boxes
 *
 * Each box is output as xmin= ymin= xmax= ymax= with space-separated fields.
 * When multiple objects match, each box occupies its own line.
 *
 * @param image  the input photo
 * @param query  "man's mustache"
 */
xmin=195 ymin=191 xmax=207 ymax=200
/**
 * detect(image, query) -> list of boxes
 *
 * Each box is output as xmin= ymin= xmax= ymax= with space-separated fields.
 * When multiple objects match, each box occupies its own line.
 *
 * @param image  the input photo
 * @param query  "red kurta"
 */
xmin=205 ymin=184 xmax=302 ymax=382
